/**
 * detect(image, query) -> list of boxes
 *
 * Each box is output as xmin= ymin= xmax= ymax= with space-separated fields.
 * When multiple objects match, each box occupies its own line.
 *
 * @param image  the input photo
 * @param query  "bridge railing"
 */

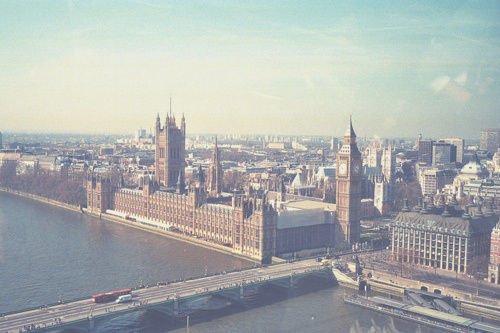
xmin=138 ymin=260 xmax=290 ymax=290
xmin=0 ymin=294 xmax=90 ymax=318
xmin=0 ymin=259 xmax=310 ymax=317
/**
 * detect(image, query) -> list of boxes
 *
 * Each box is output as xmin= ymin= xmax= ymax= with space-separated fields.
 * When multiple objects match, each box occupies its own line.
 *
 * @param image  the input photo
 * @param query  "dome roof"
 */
xmin=460 ymin=153 xmax=489 ymax=176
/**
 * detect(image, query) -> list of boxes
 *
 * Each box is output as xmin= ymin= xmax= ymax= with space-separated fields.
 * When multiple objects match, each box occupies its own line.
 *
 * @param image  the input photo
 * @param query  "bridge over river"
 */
xmin=0 ymin=259 xmax=335 ymax=333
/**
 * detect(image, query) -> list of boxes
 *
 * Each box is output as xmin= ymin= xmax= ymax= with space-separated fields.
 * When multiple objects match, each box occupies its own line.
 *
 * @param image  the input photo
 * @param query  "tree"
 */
xmin=467 ymin=255 xmax=489 ymax=295
xmin=0 ymin=160 xmax=18 ymax=187
xmin=392 ymin=245 xmax=418 ymax=279
xmin=223 ymin=171 xmax=245 ymax=192
xmin=401 ymin=161 xmax=416 ymax=182
xmin=458 ymin=196 xmax=472 ymax=206
xmin=323 ymin=182 xmax=336 ymax=203
xmin=468 ymin=255 xmax=489 ymax=278
xmin=393 ymin=180 xmax=422 ymax=210
xmin=2 ymin=167 xmax=87 ymax=206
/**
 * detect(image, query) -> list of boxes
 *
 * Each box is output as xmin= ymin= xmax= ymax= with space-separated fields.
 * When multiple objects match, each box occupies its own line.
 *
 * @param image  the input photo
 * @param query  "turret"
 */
xmin=427 ymin=197 xmax=436 ymax=211
xmin=207 ymin=136 xmax=223 ymax=197
xmin=181 ymin=113 xmax=186 ymax=134
xmin=441 ymin=204 xmax=452 ymax=217
xmin=473 ymin=203 xmax=484 ymax=219
xmin=401 ymin=198 xmax=411 ymax=212
xmin=420 ymin=201 xmax=429 ymax=214
xmin=156 ymin=112 xmax=161 ymax=129
xmin=462 ymin=205 xmax=471 ymax=219
xmin=277 ymin=177 xmax=286 ymax=203
xmin=413 ymin=197 xmax=423 ymax=212
xmin=176 ymin=170 xmax=185 ymax=194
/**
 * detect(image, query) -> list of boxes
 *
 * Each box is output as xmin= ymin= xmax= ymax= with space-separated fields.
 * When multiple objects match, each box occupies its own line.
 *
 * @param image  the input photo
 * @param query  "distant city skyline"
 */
xmin=0 ymin=130 xmax=485 ymax=146
xmin=1 ymin=1 xmax=499 ymax=138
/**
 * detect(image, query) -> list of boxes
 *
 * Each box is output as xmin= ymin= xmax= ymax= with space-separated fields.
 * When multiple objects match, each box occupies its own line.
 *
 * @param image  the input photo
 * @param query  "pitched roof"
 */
xmin=394 ymin=204 xmax=498 ymax=236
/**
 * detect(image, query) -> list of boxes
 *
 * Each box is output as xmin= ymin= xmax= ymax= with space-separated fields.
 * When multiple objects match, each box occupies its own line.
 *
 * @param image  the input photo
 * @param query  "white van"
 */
xmin=116 ymin=294 xmax=133 ymax=303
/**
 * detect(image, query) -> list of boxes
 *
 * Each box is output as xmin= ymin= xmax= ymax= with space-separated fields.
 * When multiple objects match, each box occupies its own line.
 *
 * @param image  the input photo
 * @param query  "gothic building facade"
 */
xmin=155 ymin=112 xmax=186 ymax=189
xmin=335 ymin=116 xmax=362 ymax=247
xmin=86 ymin=114 xmax=363 ymax=260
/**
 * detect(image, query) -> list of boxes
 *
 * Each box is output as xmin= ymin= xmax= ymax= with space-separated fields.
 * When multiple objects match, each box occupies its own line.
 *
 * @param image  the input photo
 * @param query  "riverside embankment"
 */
xmin=364 ymin=269 xmax=500 ymax=322
xmin=0 ymin=187 xmax=260 ymax=263
xmin=0 ymin=186 xmax=83 ymax=213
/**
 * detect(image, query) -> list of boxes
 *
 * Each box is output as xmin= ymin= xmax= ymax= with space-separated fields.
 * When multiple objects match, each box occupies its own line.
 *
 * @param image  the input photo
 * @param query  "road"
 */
xmin=0 ymin=259 xmax=326 ymax=332
xmin=354 ymin=249 xmax=500 ymax=300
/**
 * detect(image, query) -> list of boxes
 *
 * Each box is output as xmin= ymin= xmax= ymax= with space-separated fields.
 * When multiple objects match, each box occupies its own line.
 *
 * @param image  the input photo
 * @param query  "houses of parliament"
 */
xmin=87 ymin=113 xmax=362 ymax=262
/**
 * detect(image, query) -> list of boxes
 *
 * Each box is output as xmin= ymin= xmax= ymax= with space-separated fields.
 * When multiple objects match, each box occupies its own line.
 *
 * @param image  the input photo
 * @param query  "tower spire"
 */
xmin=345 ymin=113 xmax=356 ymax=138
xmin=207 ymin=135 xmax=223 ymax=197
xmin=212 ymin=135 xmax=220 ymax=169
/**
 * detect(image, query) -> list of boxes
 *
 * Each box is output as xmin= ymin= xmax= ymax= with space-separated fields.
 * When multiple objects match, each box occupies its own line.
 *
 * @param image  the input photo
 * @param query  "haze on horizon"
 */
xmin=1 ymin=1 xmax=498 ymax=139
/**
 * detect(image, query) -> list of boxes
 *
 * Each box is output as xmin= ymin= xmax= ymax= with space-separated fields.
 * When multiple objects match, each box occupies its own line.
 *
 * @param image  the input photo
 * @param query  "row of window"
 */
xmin=393 ymin=223 xmax=468 ymax=236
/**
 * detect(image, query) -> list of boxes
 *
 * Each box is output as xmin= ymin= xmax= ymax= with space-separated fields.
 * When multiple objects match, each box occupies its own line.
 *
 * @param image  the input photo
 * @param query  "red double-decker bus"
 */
xmin=91 ymin=288 xmax=132 ymax=303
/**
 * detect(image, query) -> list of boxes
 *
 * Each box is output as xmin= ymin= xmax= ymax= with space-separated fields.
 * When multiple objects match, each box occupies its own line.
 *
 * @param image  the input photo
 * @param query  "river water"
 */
xmin=0 ymin=192 xmax=444 ymax=332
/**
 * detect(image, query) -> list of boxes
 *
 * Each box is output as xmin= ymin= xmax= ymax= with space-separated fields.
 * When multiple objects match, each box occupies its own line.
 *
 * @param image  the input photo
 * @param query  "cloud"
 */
xmin=247 ymin=90 xmax=284 ymax=101
xmin=430 ymin=76 xmax=451 ymax=93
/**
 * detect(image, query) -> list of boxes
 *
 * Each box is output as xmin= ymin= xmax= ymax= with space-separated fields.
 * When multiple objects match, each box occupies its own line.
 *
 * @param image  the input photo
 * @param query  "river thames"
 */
xmin=0 ymin=191 xmax=445 ymax=332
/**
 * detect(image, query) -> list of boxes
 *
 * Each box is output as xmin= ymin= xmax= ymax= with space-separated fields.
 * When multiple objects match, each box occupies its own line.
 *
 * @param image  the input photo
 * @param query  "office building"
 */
xmin=433 ymin=142 xmax=456 ymax=169
xmin=420 ymin=169 xmax=456 ymax=196
xmin=441 ymin=138 xmax=464 ymax=164
xmin=330 ymin=137 xmax=339 ymax=151
xmin=418 ymin=135 xmax=434 ymax=165
xmin=480 ymin=128 xmax=500 ymax=156
xmin=392 ymin=198 xmax=497 ymax=274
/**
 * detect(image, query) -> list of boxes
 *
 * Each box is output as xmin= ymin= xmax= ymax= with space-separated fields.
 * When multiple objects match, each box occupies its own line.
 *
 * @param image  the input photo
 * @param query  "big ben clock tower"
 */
xmin=336 ymin=115 xmax=362 ymax=247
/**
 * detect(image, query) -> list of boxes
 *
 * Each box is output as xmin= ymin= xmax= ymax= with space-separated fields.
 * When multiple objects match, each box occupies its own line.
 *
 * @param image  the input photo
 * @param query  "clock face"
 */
xmin=353 ymin=163 xmax=360 ymax=174
xmin=339 ymin=163 xmax=347 ymax=175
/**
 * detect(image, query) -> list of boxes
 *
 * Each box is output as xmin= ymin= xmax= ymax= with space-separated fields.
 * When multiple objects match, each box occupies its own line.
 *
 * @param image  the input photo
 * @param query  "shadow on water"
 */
xmin=89 ymin=280 xmax=445 ymax=333
xmin=91 ymin=277 xmax=337 ymax=333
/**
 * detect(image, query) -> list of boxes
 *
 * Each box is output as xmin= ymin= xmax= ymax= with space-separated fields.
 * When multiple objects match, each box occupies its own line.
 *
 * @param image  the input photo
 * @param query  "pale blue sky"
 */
xmin=1 ymin=0 xmax=498 ymax=139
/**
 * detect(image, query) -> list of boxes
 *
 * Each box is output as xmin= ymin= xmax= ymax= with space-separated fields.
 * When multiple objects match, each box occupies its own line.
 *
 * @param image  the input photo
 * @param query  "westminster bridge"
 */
xmin=0 ymin=259 xmax=336 ymax=333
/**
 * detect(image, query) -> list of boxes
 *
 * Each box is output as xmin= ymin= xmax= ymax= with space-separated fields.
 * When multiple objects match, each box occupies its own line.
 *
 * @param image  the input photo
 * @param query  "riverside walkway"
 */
xmin=0 ymin=259 xmax=333 ymax=333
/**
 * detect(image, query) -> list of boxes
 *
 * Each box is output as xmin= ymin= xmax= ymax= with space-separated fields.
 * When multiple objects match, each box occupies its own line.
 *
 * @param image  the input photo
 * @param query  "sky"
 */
xmin=0 ymin=0 xmax=499 ymax=139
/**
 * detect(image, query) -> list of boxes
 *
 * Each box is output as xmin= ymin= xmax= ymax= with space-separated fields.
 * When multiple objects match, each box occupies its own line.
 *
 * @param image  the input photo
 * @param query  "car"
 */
xmin=116 ymin=294 xmax=133 ymax=303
